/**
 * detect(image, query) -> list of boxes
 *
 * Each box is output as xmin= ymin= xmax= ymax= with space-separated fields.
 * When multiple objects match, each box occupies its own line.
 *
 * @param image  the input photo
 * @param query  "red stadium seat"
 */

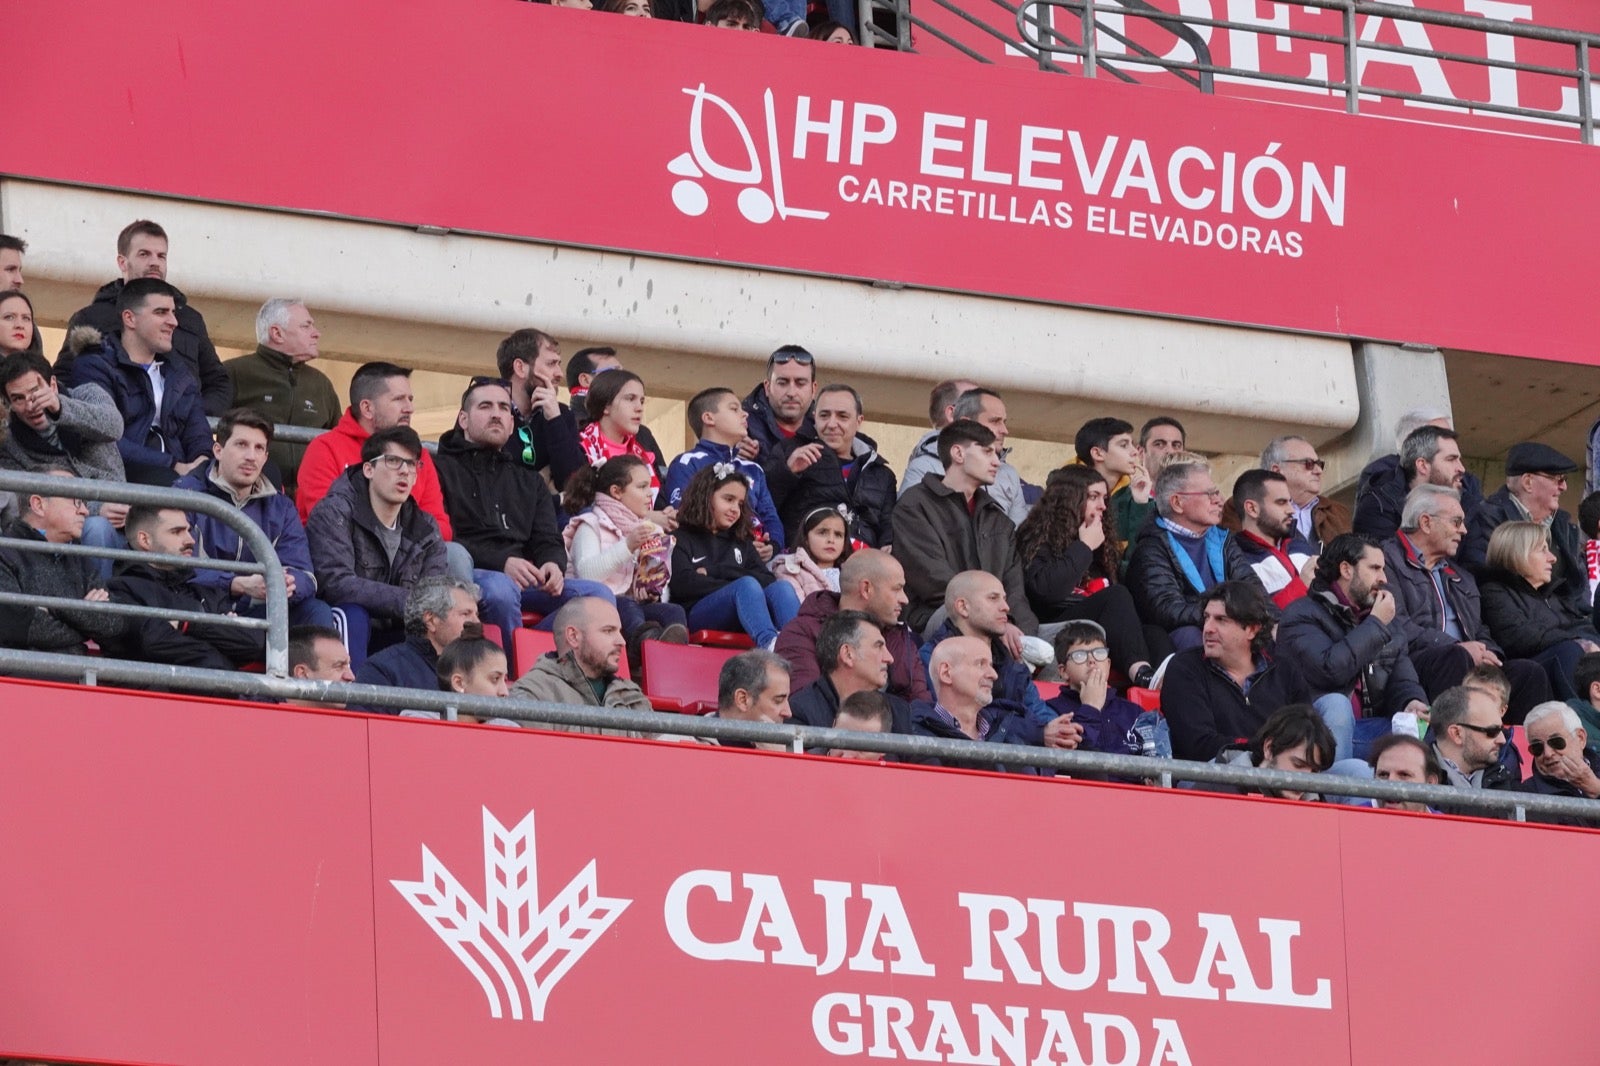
xmin=641 ymin=641 xmax=739 ymax=714
xmin=1127 ymin=687 xmax=1161 ymax=712
xmin=690 ymin=629 xmax=755 ymax=649
xmin=1509 ymin=724 xmax=1533 ymax=781
xmin=1033 ymin=680 xmax=1062 ymax=701
xmin=512 ymin=628 xmax=631 ymax=681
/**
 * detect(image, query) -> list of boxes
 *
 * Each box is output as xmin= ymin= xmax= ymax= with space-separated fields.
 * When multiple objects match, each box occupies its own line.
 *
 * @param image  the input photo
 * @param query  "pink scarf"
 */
xmin=563 ymin=494 xmax=671 ymax=602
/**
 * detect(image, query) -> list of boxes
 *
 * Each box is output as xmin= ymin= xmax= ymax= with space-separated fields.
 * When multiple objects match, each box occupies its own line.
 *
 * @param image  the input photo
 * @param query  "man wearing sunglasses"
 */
xmin=1519 ymin=700 xmax=1600 ymax=800
xmin=1428 ymin=684 xmax=1516 ymax=791
xmin=1261 ymin=436 xmax=1349 ymax=553
xmin=1460 ymin=442 xmax=1589 ymax=622
xmin=741 ymin=344 xmax=817 ymax=461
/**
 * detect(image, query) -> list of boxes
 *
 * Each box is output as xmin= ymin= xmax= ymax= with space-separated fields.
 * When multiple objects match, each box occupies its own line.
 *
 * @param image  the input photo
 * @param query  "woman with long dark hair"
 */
xmin=1016 ymin=465 xmax=1160 ymax=686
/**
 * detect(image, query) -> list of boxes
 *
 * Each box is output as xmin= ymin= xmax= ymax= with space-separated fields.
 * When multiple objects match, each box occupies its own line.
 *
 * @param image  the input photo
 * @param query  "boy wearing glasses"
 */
xmin=1261 ymin=435 xmax=1349 ymax=553
xmin=1042 ymin=621 xmax=1140 ymax=754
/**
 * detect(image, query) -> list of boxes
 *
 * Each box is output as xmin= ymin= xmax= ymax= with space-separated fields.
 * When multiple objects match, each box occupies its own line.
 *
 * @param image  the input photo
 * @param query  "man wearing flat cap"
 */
xmin=1460 ymin=442 xmax=1590 ymax=619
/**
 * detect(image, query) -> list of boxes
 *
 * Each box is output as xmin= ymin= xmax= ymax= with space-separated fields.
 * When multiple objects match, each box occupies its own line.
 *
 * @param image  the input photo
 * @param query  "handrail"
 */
xmin=0 ymin=472 xmax=291 ymax=677
xmin=0 ymin=645 xmax=1593 ymax=825
xmin=861 ymin=0 xmax=1600 ymax=145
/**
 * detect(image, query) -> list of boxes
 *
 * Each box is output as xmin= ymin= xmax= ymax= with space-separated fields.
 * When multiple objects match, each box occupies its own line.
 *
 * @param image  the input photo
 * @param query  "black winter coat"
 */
xmin=909 ymin=700 xmax=1047 ymax=774
xmin=1479 ymin=569 xmax=1600 ymax=659
xmin=306 ymin=467 xmax=447 ymax=620
xmin=1159 ymin=647 xmax=1311 ymax=761
xmin=57 ymin=279 xmax=233 ymax=416
xmin=1124 ymin=519 xmax=1258 ymax=632
xmin=742 ymin=382 xmax=815 ymax=462
xmin=108 ymin=559 xmax=267 ymax=666
xmin=1278 ymin=581 xmax=1427 ymax=716
xmin=668 ymin=526 xmax=774 ymax=613
xmin=435 ymin=428 xmax=567 ymax=573
xmin=789 ymin=674 xmax=914 ymax=735
xmin=353 ymin=636 xmax=441 ymax=711
xmin=1352 ymin=453 xmax=1484 ymax=541
xmin=1459 ymin=486 xmax=1589 ymax=619
xmin=1381 ymin=534 xmax=1501 ymax=657
xmin=1023 ymin=540 xmax=1104 ymax=622
xmin=0 ymin=518 xmax=127 ymax=652
xmin=766 ymin=431 xmax=897 ymax=548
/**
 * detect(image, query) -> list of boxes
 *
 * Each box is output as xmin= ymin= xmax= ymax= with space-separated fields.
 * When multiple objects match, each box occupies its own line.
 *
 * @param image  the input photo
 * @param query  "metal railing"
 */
xmin=0 ymin=644 xmax=1593 ymax=826
xmin=869 ymin=0 xmax=1600 ymax=145
xmin=0 ymin=471 xmax=291 ymax=677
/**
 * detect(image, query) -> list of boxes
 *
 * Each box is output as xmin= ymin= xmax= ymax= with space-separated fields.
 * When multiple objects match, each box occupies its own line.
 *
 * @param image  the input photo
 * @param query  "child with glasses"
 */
xmin=1041 ymin=622 xmax=1148 ymax=755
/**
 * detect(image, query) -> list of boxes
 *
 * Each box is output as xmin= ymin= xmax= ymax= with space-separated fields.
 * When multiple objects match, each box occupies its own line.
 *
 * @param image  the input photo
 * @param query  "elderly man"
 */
xmin=774 ymin=548 xmax=928 ymax=702
xmin=1260 ymin=436 xmax=1349 ymax=552
xmin=223 ymin=299 xmax=341 ymax=494
xmin=353 ymin=576 xmax=481 ymax=698
xmin=1519 ymin=700 xmax=1600 ymax=800
xmin=1383 ymin=483 xmax=1550 ymax=719
xmin=788 ymin=609 xmax=912 ymax=734
xmin=1428 ymin=684 xmax=1516 ymax=791
xmin=1279 ymin=534 xmax=1431 ymax=762
xmin=913 ymin=635 xmax=1056 ymax=773
xmin=510 ymin=598 xmax=655 ymax=737
xmin=710 ymin=649 xmax=793 ymax=751
xmin=1460 ymin=442 xmax=1590 ymax=620
xmin=1126 ymin=458 xmax=1256 ymax=651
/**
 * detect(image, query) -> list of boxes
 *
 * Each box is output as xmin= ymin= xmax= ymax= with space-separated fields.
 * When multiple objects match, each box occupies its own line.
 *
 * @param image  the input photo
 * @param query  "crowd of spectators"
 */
xmin=3 ymin=220 xmax=1600 ymax=815
xmin=526 ymin=0 xmax=864 ymax=44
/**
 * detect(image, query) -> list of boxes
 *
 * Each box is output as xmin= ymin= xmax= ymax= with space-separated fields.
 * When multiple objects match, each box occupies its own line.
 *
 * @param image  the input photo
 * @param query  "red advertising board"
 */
xmin=7 ymin=0 xmax=1600 ymax=366
xmin=2 ymin=677 xmax=1600 ymax=1065
xmin=913 ymin=0 xmax=1600 ymax=142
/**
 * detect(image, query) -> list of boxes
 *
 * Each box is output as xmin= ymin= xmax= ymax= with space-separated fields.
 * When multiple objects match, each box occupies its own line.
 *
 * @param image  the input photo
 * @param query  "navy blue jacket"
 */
xmin=60 ymin=328 xmax=212 ymax=485
xmin=910 ymin=700 xmax=1048 ymax=774
xmin=919 ymin=619 xmax=1053 ymax=726
xmin=788 ymin=674 xmax=914 ymax=735
xmin=174 ymin=460 xmax=319 ymax=610
xmin=354 ymin=635 xmax=440 ymax=709
xmin=1159 ymin=646 xmax=1312 ymax=761
xmin=1352 ymin=453 xmax=1484 ymax=541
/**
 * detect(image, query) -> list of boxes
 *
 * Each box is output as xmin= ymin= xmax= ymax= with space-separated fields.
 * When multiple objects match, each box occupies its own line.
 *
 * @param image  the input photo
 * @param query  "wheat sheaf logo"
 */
xmin=392 ymin=807 xmax=631 ymax=1021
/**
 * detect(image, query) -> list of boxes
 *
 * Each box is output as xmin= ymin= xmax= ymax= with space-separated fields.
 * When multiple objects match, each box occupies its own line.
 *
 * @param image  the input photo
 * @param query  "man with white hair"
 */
xmin=1354 ymin=409 xmax=1484 ymax=539
xmin=1519 ymin=700 xmax=1600 ymax=799
xmin=1260 ymin=435 xmax=1349 ymax=552
xmin=224 ymin=298 xmax=341 ymax=495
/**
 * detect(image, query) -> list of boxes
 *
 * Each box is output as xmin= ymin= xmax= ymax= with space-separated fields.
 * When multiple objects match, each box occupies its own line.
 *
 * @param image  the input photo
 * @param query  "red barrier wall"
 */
xmin=1 ymin=677 xmax=1597 ymax=1065
xmin=7 ymin=0 xmax=1600 ymax=366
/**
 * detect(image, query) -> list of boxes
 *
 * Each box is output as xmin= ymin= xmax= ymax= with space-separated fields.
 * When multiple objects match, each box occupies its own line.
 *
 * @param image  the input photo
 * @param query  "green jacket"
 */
xmin=1110 ymin=483 xmax=1155 ymax=575
xmin=224 ymin=345 xmax=341 ymax=491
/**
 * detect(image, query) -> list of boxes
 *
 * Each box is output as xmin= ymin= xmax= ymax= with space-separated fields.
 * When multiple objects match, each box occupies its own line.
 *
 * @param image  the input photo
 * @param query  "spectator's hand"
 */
xmin=83 ymin=588 xmax=109 ymax=603
xmin=1043 ymin=714 xmax=1084 ymax=750
xmin=644 ymin=507 xmax=678 ymax=533
xmin=1128 ymin=463 xmax=1153 ymax=505
xmin=1547 ymin=748 xmax=1600 ymax=796
xmin=529 ymin=380 xmax=562 ymax=422
xmin=1001 ymin=622 xmax=1024 ymax=662
xmin=504 ymin=556 xmax=542 ymax=589
xmin=1583 ymin=640 xmax=1600 ymax=654
xmin=736 ymin=437 xmax=761 ymax=461
xmin=1369 ymin=588 xmax=1397 ymax=625
xmin=173 ymin=457 xmax=207 ymax=476
xmin=1460 ymin=641 xmax=1501 ymax=667
xmin=283 ymin=572 xmax=297 ymax=598
xmin=754 ymin=535 xmax=774 ymax=562
xmin=99 ymin=502 xmax=130 ymax=529
xmin=1404 ymin=699 xmax=1431 ymax=722
xmin=1079 ymin=515 xmax=1106 ymax=551
xmin=1078 ymin=659 xmax=1109 ymax=710
xmin=1300 ymin=555 xmax=1319 ymax=585
xmin=786 ymin=443 xmax=824 ymax=475
xmin=231 ymin=574 xmax=269 ymax=600
xmin=537 ymin=562 xmax=565 ymax=595
xmin=625 ymin=524 xmax=657 ymax=551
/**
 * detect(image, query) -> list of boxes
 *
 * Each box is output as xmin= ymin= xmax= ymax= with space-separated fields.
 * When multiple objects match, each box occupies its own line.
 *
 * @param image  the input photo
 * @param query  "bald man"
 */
xmin=773 ymin=548 xmax=931 ymax=702
xmin=919 ymin=570 xmax=1053 ymax=726
xmin=511 ymin=598 xmax=655 ymax=737
xmin=913 ymin=635 xmax=1070 ymax=773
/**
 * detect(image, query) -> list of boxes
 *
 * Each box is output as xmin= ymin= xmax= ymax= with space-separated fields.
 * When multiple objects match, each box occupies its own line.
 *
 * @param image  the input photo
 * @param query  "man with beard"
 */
xmin=354 ymin=576 xmax=483 ymax=699
xmin=1354 ymin=421 xmax=1478 ymax=540
xmin=743 ymin=345 xmax=817 ymax=461
xmin=1279 ymin=533 xmax=1431 ymax=761
xmin=1228 ymin=469 xmax=1314 ymax=609
xmin=493 ymin=328 xmax=586 ymax=488
xmin=511 ymin=598 xmax=658 ymax=738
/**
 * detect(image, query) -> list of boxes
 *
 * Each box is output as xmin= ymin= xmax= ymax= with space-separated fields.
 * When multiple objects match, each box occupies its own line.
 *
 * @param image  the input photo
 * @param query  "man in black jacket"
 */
xmin=109 ymin=504 xmax=266 ymax=668
xmin=494 ymin=328 xmax=587 ymax=489
xmin=1278 ymin=534 xmax=1431 ymax=762
xmin=742 ymin=344 xmax=817 ymax=461
xmin=1383 ymin=483 xmax=1550 ymax=720
xmin=1160 ymin=581 xmax=1317 ymax=761
xmin=766 ymin=383 xmax=896 ymax=547
xmin=1353 ymin=417 xmax=1483 ymax=541
xmin=433 ymin=378 xmax=613 ymax=642
xmin=306 ymin=427 xmax=448 ymax=666
xmin=788 ymin=609 xmax=914 ymax=735
xmin=1459 ymin=442 xmax=1589 ymax=620
xmin=353 ymin=576 xmax=483 ymax=710
xmin=54 ymin=220 xmax=232 ymax=415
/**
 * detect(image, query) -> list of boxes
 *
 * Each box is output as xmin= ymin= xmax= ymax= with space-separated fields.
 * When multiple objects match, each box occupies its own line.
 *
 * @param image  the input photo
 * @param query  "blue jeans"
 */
xmin=80 ymin=515 xmax=124 ymax=582
xmin=764 ymin=0 xmax=806 ymax=31
xmin=1312 ymin=692 xmax=1394 ymax=763
xmin=333 ymin=603 xmax=403 ymax=670
xmin=685 ymin=577 xmax=799 ymax=647
xmin=241 ymin=596 xmax=337 ymax=630
xmin=474 ymin=570 xmax=616 ymax=640
xmin=615 ymin=595 xmax=687 ymax=637
xmin=1535 ymin=640 xmax=1586 ymax=701
xmin=1322 ymin=758 xmax=1378 ymax=807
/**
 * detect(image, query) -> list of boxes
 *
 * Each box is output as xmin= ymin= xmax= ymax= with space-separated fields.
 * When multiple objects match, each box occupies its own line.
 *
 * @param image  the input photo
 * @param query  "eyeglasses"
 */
xmin=1282 ymin=458 xmax=1327 ymax=471
xmin=1530 ymin=471 xmax=1569 ymax=486
xmin=1174 ymin=488 xmax=1223 ymax=500
xmin=1063 ymin=647 xmax=1111 ymax=665
xmin=1456 ymin=721 xmax=1508 ymax=739
xmin=369 ymin=454 xmax=419 ymax=472
xmin=1528 ymin=734 xmax=1569 ymax=757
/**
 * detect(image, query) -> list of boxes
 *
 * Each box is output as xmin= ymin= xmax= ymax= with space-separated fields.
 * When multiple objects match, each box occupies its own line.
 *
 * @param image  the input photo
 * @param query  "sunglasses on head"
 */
xmin=1528 ymin=734 xmax=1569 ymax=757
xmin=768 ymin=349 xmax=814 ymax=368
xmin=468 ymin=375 xmax=512 ymax=391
